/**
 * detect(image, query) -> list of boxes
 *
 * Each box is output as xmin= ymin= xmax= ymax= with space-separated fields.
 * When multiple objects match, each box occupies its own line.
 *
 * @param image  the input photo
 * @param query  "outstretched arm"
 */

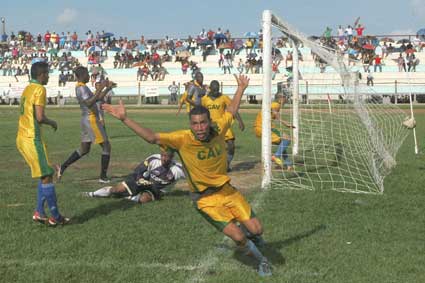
xmin=226 ymin=74 xmax=249 ymax=116
xmin=102 ymin=100 xmax=160 ymax=144
xmin=279 ymin=119 xmax=295 ymax=128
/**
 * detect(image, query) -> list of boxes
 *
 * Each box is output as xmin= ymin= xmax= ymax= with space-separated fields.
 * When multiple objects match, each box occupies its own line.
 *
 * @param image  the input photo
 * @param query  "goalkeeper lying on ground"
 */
xmin=84 ymin=147 xmax=185 ymax=204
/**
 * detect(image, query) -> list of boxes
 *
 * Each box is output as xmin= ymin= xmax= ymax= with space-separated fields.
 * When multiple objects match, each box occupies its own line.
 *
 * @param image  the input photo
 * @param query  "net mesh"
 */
xmin=267 ymin=14 xmax=410 ymax=194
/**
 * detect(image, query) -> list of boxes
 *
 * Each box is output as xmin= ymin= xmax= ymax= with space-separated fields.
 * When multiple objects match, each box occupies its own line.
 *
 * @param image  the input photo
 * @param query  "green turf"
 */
xmin=0 ymin=106 xmax=424 ymax=283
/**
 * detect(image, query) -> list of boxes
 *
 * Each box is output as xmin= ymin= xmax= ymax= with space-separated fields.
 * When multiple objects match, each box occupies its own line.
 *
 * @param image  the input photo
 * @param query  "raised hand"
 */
xmin=106 ymin=80 xmax=116 ymax=88
xmin=102 ymin=99 xmax=127 ymax=121
xmin=233 ymin=74 xmax=250 ymax=90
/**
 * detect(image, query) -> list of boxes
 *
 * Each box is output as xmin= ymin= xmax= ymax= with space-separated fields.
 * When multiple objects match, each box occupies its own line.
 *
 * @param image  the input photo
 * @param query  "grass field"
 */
xmin=0 ymin=106 xmax=424 ymax=283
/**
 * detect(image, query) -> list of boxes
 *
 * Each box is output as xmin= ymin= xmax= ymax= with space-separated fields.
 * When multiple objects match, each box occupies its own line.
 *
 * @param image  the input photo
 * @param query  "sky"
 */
xmin=1 ymin=0 xmax=425 ymax=39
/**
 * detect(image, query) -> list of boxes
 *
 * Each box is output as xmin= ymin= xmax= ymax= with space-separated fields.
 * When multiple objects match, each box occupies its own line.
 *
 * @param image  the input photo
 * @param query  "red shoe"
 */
xmin=32 ymin=211 xmax=48 ymax=224
xmin=48 ymin=216 xmax=71 ymax=227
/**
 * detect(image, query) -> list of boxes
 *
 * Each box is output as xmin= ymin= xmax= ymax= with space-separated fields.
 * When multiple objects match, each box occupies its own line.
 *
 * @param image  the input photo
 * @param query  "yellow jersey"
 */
xmin=201 ymin=95 xmax=231 ymax=122
xmin=179 ymin=91 xmax=192 ymax=113
xmin=17 ymin=80 xmax=46 ymax=139
xmin=159 ymin=112 xmax=233 ymax=193
xmin=254 ymin=101 xmax=281 ymax=130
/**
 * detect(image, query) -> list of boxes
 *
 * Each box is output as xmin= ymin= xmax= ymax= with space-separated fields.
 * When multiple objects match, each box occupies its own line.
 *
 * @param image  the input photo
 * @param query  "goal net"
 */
xmin=261 ymin=10 xmax=410 ymax=194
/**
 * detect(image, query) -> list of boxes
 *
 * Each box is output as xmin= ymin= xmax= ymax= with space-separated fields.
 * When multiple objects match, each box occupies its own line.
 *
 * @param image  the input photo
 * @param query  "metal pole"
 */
xmin=1 ymin=17 xmax=5 ymax=35
xmin=394 ymin=80 xmax=397 ymax=105
xmin=137 ymin=81 xmax=142 ymax=106
xmin=1 ymin=17 xmax=5 ymax=42
xmin=261 ymin=10 xmax=272 ymax=189
xmin=291 ymin=38 xmax=299 ymax=157
xmin=305 ymin=80 xmax=309 ymax=104
xmin=177 ymin=82 xmax=181 ymax=105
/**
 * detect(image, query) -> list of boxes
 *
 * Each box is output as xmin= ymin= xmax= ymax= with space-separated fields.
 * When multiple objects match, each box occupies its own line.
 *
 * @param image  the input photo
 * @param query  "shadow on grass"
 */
xmin=232 ymin=160 xmax=260 ymax=172
xmin=71 ymin=191 xmax=189 ymax=224
xmin=232 ymin=224 xmax=326 ymax=269
xmin=166 ymin=190 xmax=190 ymax=197
xmin=71 ymin=200 xmax=135 ymax=224
xmin=109 ymin=134 xmax=139 ymax=141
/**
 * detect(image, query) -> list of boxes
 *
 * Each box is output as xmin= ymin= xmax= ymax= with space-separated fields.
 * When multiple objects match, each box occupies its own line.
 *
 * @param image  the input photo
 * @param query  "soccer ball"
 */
xmin=402 ymin=117 xmax=416 ymax=129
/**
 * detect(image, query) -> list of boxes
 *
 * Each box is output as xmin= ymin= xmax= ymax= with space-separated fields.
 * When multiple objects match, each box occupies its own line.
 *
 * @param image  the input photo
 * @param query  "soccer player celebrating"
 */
xmin=254 ymin=93 xmax=293 ymax=170
xmin=84 ymin=147 xmax=185 ymax=204
xmin=102 ymin=74 xmax=272 ymax=276
xmin=58 ymin=66 xmax=115 ymax=183
xmin=16 ymin=61 xmax=70 ymax=226
xmin=201 ymin=80 xmax=245 ymax=171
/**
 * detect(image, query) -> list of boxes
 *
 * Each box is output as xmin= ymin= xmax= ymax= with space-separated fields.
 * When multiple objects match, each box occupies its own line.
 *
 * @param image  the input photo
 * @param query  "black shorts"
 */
xmin=122 ymin=173 xmax=163 ymax=200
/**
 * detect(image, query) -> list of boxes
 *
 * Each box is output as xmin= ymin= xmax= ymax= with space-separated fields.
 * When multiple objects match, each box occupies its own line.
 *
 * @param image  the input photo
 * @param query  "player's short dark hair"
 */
xmin=189 ymin=105 xmax=210 ymax=121
xmin=209 ymin=80 xmax=221 ymax=97
xmin=74 ymin=66 xmax=88 ymax=80
xmin=30 ymin=62 xmax=49 ymax=79
xmin=194 ymin=71 xmax=203 ymax=80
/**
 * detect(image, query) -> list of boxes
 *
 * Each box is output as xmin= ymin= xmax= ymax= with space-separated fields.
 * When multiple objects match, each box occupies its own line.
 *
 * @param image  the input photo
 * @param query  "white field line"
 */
xmin=188 ymin=188 xmax=268 ymax=283
xmin=0 ymin=258 xmax=233 ymax=272
xmin=0 ymin=203 xmax=25 ymax=208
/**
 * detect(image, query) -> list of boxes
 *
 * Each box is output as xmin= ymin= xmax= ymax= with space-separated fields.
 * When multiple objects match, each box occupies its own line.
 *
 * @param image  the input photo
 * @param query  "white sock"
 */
xmin=92 ymin=186 xmax=113 ymax=197
xmin=127 ymin=194 xmax=141 ymax=203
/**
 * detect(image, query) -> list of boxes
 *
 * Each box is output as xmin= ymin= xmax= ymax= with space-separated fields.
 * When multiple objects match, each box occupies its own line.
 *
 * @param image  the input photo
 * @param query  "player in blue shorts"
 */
xmin=16 ymin=61 xmax=70 ymax=226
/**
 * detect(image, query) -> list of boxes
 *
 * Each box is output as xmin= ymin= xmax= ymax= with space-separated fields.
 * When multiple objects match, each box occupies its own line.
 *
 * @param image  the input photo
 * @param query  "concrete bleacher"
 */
xmin=2 ymin=46 xmax=425 ymax=103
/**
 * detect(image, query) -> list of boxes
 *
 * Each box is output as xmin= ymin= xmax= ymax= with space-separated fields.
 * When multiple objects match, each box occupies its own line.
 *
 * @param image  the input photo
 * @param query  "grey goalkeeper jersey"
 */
xmin=75 ymin=83 xmax=108 ymax=143
xmin=76 ymin=84 xmax=99 ymax=119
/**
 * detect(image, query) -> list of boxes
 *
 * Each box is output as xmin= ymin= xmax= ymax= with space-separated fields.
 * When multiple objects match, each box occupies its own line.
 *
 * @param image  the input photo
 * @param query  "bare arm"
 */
xmin=185 ymin=86 xmax=197 ymax=106
xmin=234 ymin=111 xmax=245 ymax=131
xmin=226 ymin=74 xmax=249 ymax=116
xmin=176 ymin=94 xmax=186 ymax=116
xmin=185 ymin=97 xmax=196 ymax=107
xmin=102 ymin=100 xmax=160 ymax=144
xmin=176 ymin=101 xmax=184 ymax=116
xmin=280 ymin=119 xmax=294 ymax=128
xmin=84 ymin=81 xmax=114 ymax=108
xmin=34 ymin=105 xmax=57 ymax=131
xmin=275 ymin=113 xmax=294 ymax=128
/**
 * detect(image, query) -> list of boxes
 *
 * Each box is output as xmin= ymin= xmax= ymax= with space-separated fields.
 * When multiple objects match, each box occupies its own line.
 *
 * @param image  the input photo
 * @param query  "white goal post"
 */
xmin=261 ymin=10 xmax=410 ymax=194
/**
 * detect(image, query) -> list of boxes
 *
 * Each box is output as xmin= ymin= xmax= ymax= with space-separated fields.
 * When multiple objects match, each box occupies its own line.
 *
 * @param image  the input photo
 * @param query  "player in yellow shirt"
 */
xmin=102 ymin=74 xmax=272 ymax=276
xmin=176 ymin=84 xmax=192 ymax=115
xmin=16 ymin=61 xmax=69 ymax=226
xmin=254 ymin=93 xmax=293 ymax=169
xmin=202 ymin=80 xmax=245 ymax=171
